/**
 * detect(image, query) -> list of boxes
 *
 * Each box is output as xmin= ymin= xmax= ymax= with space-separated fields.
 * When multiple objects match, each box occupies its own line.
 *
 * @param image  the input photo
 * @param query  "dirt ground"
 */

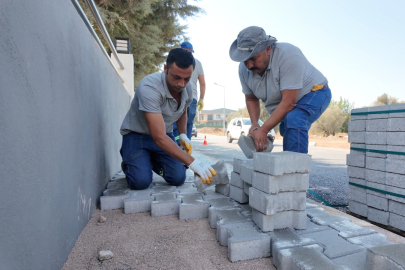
xmin=198 ymin=127 xmax=350 ymax=150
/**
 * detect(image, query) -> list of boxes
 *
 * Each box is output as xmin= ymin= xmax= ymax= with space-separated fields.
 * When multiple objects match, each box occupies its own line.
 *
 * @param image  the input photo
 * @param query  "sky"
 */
xmin=180 ymin=0 xmax=405 ymax=111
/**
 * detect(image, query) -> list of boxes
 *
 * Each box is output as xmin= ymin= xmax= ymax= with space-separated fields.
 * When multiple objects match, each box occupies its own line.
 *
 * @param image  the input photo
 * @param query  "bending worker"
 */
xmin=120 ymin=48 xmax=215 ymax=190
xmin=229 ymin=26 xmax=331 ymax=154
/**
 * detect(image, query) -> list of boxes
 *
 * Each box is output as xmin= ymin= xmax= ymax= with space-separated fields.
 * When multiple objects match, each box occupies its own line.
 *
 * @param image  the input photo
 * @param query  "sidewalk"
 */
xmin=63 ymin=152 xmax=405 ymax=270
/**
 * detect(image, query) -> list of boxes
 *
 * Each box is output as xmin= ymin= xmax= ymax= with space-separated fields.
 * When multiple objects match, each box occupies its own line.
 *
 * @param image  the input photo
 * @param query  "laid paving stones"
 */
xmin=366 ymin=243 xmax=405 ymax=270
xmin=208 ymin=208 xmax=250 ymax=229
xmin=332 ymin=250 xmax=368 ymax=270
xmin=100 ymin=188 xmax=131 ymax=210
xmin=178 ymin=194 xmax=210 ymax=220
xmin=151 ymin=193 xmax=181 ymax=217
xmin=124 ymin=190 xmax=154 ymax=214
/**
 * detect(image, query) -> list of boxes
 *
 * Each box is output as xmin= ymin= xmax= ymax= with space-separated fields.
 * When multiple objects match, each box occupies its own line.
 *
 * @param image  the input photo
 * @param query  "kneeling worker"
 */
xmin=120 ymin=48 xmax=215 ymax=190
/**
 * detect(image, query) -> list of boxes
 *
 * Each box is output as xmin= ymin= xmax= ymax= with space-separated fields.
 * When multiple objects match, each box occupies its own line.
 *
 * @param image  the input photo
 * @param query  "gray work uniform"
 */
xmin=188 ymin=58 xmax=204 ymax=101
xmin=120 ymin=72 xmax=193 ymax=135
xmin=239 ymin=42 xmax=328 ymax=114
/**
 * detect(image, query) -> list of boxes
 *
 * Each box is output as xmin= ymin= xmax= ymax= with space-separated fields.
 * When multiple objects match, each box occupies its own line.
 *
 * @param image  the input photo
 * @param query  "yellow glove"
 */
xmin=189 ymin=159 xmax=217 ymax=184
xmin=179 ymin=133 xmax=192 ymax=154
xmin=197 ymin=99 xmax=204 ymax=111
xmin=312 ymin=84 xmax=324 ymax=91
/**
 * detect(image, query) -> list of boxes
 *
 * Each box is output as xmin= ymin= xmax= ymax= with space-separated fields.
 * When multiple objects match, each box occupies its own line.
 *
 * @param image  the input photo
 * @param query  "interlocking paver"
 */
xmin=178 ymin=194 xmax=210 ymax=220
xmin=208 ymin=208 xmax=249 ymax=229
xmin=366 ymin=243 xmax=405 ymax=270
xmin=252 ymin=209 xmax=306 ymax=232
xmin=124 ymin=190 xmax=154 ymax=214
xmin=252 ymin=171 xmax=309 ymax=194
xmin=229 ymin=185 xmax=249 ymax=204
xmin=253 ymin=151 xmax=311 ymax=176
xmin=151 ymin=193 xmax=181 ymax=217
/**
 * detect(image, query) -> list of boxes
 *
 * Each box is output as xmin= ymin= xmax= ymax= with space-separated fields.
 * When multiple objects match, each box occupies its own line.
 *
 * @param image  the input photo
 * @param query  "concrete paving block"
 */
xmin=349 ymin=120 xmax=366 ymax=132
xmin=330 ymin=219 xmax=376 ymax=239
xmin=295 ymin=217 xmax=332 ymax=235
xmin=276 ymin=244 xmax=350 ymax=270
xmin=253 ymin=151 xmax=312 ymax=176
xmin=226 ymin=223 xmax=271 ymax=262
xmin=215 ymin=183 xmax=230 ymax=197
xmin=243 ymin=182 xmax=251 ymax=195
xmin=389 ymin=103 xmax=405 ymax=118
xmin=151 ymin=185 xmax=178 ymax=194
xmin=366 ymin=243 xmax=405 ymax=270
xmin=366 ymin=181 xmax=387 ymax=197
xmin=366 ymin=144 xmax=387 ymax=158
xmin=230 ymin=171 xmax=244 ymax=188
xmin=305 ymin=202 xmax=319 ymax=209
xmin=366 ymin=156 xmax=386 ymax=172
xmin=350 ymin=143 xmax=366 ymax=155
xmin=349 ymin=185 xmax=367 ymax=204
xmin=303 ymin=229 xmax=365 ymax=259
xmin=252 ymin=172 xmax=309 ymax=194
xmin=367 ymin=193 xmax=388 ymax=211
xmin=386 ymin=185 xmax=405 ymax=203
xmin=387 ymin=132 xmax=405 ymax=146
xmin=367 ymin=105 xmax=390 ymax=119
xmin=348 ymin=131 xmax=366 ymax=143
xmin=347 ymin=166 xmax=365 ymax=179
xmin=216 ymin=221 xmax=256 ymax=246
xmin=176 ymin=183 xmax=196 ymax=189
xmin=177 ymin=188 xmax=202 ymax=195
xmin=204 ymin=197 xmax=239 ymax=210
xmin=349 ymin=177 xmax=366 ymax=186
xmin=349 ymin=200 xmax=368 ymax=217
xmin=307 ymin=207 xmax=351 ymax=226
xmin=106 ymin=178 xmax=128 ymax=189
xmin=347 ymin=153 xmax=365 ymax=168
xmin=389 ymin=200 xmax=405 ymax=217
xmin=366 ymin=119 xmax=387 ymax=132
xmin=124 ymin=190 xmax=154 ymax=214
xmin=151 ymin=193 xmax=181 ymax=217
xmin=194 ymin=160 xmax=230 ymax=192
xmin=388 ymin=118 xmax=405 ymax=132
xmin=351 ymin=107 xmax=368 ymax=120
xmin=387 ymin=145 xmax=405 ymax=160
xmin=367 ymin=207 xmax=389 ymax=225
xmin=237 ymin=135 xmax=274 ymax=159
xmin=249 ymin=188 xmax=306 ymax=215
xmin=389 ymin=213 xmax=405 ymax=231
xmin=240 ymin=163 xmax=253 ymax=184
xmin=100 ymin=189 xmax=131 ymax=210
xmin=332 ymin=250 xmax=367 ymax=270
xmin=347 ymin=233 xmax=391 ymax=248
xmin=208 ymin=208 xmax=250 ymax=229
xmin=252 ymin=209 xmax=307 ymax=232
xmin=229 ymin=185 xmax=249 ymax=204
xmin=366 ymin=169 xmax=386 ymax=184
xmin=178 ymin=194 xmax=210 ymax=220
xmin=386 ymin=157 xmax=405 ymax=175
xmin=365 ymin=131 xmax=387 ymax=145
xmin=233 ymin=158 xmax=253 ymax=174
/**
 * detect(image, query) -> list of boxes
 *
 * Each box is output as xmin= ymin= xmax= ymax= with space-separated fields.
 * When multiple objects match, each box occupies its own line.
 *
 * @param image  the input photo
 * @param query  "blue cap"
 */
xmin=181 ymin=41 xmax=194 ymax=52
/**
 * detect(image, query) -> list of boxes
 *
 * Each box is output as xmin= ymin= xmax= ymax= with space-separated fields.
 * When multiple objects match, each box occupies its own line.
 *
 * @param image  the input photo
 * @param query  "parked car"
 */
xmin=191 ymin=124 xmax=197 ymax=137
xmin=226 ymin=117 xmax=275 ymax=143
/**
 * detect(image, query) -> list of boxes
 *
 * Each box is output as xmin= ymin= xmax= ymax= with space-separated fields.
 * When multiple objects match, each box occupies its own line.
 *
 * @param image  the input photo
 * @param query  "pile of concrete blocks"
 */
xmin=348 ymin=104 xmax=405 ymax=231
xmin=228 ymin=158 xmax=252 ymax=204
xmin=249 ymin=151 xmax=311 ymax=232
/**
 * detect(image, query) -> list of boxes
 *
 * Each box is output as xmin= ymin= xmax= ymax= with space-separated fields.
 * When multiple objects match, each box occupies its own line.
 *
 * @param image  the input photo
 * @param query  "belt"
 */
xmin=311 ymin=84 xmax=328 ymax=91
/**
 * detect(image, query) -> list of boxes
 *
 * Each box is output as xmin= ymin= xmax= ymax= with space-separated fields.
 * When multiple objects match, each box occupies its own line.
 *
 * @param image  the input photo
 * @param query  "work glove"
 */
xmin=179 ymin=133 xmax=192 ymax=154
xmin=189 ymin=159 xmax=217 ymax=184
xmin=197 ymin=99 xmax=204 ymax=111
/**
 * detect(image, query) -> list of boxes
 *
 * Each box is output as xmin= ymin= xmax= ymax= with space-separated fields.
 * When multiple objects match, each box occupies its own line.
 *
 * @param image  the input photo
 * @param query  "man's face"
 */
xmin=164 ymin=62 xmax=193 ymax=94
xmin=243 ymin=46 xmax=271 ymax=76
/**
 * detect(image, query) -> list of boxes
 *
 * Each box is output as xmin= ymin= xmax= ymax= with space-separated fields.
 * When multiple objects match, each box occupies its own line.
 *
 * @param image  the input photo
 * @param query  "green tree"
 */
xmin=81 ymin=0 xmax=204 ymax=87
xmin=372 ymin=93 xmax=399 ymax=106
xmin=311 ymin=105 xmax=345 ymax=136
xmin=330 ymin=97 xmax=354 ymax=133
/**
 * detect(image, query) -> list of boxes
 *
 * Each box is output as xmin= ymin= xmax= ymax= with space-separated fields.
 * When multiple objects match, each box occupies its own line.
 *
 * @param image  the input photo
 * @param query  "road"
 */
xmin=192 ymin=133 xmax=349 ymax=210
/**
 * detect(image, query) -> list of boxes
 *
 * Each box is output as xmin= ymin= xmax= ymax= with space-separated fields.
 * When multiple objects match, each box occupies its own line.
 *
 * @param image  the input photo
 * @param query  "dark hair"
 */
xmin=166 ymin=48 xmax=195 ymax=70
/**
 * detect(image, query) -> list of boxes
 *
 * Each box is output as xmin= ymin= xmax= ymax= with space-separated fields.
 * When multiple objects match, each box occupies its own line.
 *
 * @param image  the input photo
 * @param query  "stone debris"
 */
xmin=98 ymin=216 xmax=107 ymax=223
xmin=98 ymin=250 xmax=113 ymax=261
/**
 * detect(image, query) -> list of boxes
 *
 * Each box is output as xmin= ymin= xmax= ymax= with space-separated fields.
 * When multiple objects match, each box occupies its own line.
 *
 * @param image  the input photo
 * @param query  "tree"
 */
xmin=80 ymin=0 xmax=204 ymax=87
xmin=372 ymin=93 xmax=399 ymax=106
xmin=311 ymin=105 xmax=345 ymax=136
xmin=330 ymin=97 xmax=354 ymax=133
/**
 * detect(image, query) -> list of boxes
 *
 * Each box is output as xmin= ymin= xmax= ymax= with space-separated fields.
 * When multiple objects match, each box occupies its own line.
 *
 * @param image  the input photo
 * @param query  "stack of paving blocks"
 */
xmin=348 ymin=104 xmax=405 ymax=231
xmin=249 ymin=151 xmax=311 ymax=232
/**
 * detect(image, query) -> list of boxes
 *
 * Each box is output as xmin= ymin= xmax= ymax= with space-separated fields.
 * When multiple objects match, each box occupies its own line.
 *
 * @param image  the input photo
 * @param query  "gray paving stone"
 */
xmin=349 ymin=177 xmax=366 ymax=186
xmin=332 ymin=250 xmax=367 ymax=270
xmin=367 ymin=193 xmax=388 ymax=211
xmin=303 ymin=229 xmax=365 ymax=259
xmin=229 ymin=185 xmax=249 ymax=204
xmin=306 ymin=207 xmax=352 ymax=226
xmin=386 ymin=185 xmax=405 ymax=203
xmin=100 ymin=188 xmax=131 ymax=210
xmin=389 ymin=200 xmax=405 ymax=217
xmin=386 ymin=157 xmax=405 ymax=174
xmin=347 ymin=233 xmax=391 ymax=248
xmin=367 ymin=105 xmax=390 ymax=119
xmin=253 ymin=151 xmax=311 ymax=176
xmin=194 ymin=160 xmax=230 ymax=192
xmin=243 ymin=182 xmax=251 ymax=196
xmin=367 ymin=207 xmax=389 ymax=225
xmin=349 ymin=185 xmax=367 ymax=204
xmin=387 ymin=145 xmax=405 ymax=161
xmin=305 ymin=202 xmax=319 ymax=209
xmin=388 ymin=118 xmax=405 ymax=132
xmin=240 ymin=163 xmax=253 ymax=184
xmin=230 ymin=171 xmax=244 ymax=188
xmin=276 ymin=244 xmax=350 ymax=270
xmin=237 ymin=135 xmax=274 ymax=159
xmin=349 ymin=200 xmax=368 ymax=217
xmin=295 ymin=217 xmax=332 ymax=235
xmin=252 ymin=172 xmax=309 ymax=194
xmin=106 ymin=178 xmax=128 ymax=189
xmin=366 ymin=243 xmax=405 ymax=270
xmin=249 ymin=188 xmax=306 ymax=215
xmin=347 ymin=153 xmax=365 ymax=168
xmin=347 ymin=166 xmax=365 ymax=179
xmin=124 ymin=190 xmax=154 ymax=214
xmin=389 ymin=103 xmax=405 ymax=118
xmin=366 ymin=169 xmax=386 ymax=184
xmin=348 ymin=131 xmax=366 ymax=144
xmin=208 ymin=208 xmax=250 ymax=229
xmin=151 ymin=193 xmax=181 ymax=217
xmin=325 ymin=218 xmax=376 ymax=239
xmin=366 ymin=156 xmax=386 ymax=172
xmin=366 ymin=119 xmax=387 ymax=132
xmin=216 ymin=221 xmax=256 ymax=246
xmin=176 ymin=188 xmax=202 ymax=195
xmin=366 ymin=181 xmax=387 ymax=197
xmin=389 ymin=212 xmax=405 ymax=231
xmin=214 ymin=183 xmax=230 ymax=197
xmin=204 ymin=197 xmax=239 ymax=210
xmin=178 ymin=194 xmax=210 ymax=220
xmin=151 ymin=185 xmax=178 ymax=194
xmin=365 ymin=144 xmax=387 ymax=158
xmin=387 ymin=132 xmax=405 ymax=146
xmin=252 ymin=209 xmax=306 ymax=232
xmin=351 ymin=107 xmax=368 ymax=120
xmin=233 ymin=158 xmax=253 ymax=174
xmin=349 ymin=120 xmax=366 ymax=132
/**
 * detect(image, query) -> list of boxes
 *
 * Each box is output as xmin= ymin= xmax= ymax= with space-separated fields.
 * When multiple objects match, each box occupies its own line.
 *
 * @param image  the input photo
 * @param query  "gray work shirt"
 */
xmin=239 ymin=42 xmax=328 ymax=114
xmin=189 ymin=58 xmax=204 ymax=100
xmin=120 ymin=72 xmax=193 ymax=135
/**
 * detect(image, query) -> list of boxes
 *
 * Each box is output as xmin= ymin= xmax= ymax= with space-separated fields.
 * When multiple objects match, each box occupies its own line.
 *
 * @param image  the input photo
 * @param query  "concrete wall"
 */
xmin=0 ymin=1 xmax=130 ymax=269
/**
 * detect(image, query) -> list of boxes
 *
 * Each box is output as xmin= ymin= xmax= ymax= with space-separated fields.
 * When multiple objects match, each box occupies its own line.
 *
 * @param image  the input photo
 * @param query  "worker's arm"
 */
xmin=176 ymin=108 xmax=188 ymax=135
xmin=250 ymin=89 xmax=299 ymax=151
xmin=197 ymin=75 xmax=205 ymax=111
xmin=176 ymin=108 xmax=192 ymax=154
xmin=245 ymin=94 xmax=261 ymax=134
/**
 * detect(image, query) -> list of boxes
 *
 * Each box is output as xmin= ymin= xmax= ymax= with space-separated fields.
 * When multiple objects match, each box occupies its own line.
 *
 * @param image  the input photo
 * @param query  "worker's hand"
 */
xmin=197 ymin=99 xmax=204 ymax=111
xmin=250 ymin=127 xmax=268 ymax=152
xmin=179 ymin=133 xmax=192 ymax=154
xmin=248 ymin=122 xmax=261 ymax=136
xmin=189 ymin=159 xmax=216 ymax=184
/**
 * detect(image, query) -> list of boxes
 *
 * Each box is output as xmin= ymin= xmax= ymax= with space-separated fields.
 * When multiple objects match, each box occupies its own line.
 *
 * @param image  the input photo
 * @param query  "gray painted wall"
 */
xmin=0 ymin=1 xmax=130 ymax=269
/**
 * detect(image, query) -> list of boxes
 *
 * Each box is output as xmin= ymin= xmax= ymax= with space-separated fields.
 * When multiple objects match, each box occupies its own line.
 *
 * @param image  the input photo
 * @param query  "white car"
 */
xmin=226 ymin=117 xmax=276 ymax=143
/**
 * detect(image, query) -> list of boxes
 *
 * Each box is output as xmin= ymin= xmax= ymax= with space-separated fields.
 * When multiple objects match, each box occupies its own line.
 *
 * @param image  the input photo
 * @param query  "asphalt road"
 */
xmin=192 ymin=133 xmax=349 ymax=210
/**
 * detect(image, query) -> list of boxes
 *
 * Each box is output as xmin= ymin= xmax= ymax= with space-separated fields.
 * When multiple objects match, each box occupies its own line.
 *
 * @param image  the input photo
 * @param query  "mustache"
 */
xmin=249 ymin=67 xmax=258 ymax=71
